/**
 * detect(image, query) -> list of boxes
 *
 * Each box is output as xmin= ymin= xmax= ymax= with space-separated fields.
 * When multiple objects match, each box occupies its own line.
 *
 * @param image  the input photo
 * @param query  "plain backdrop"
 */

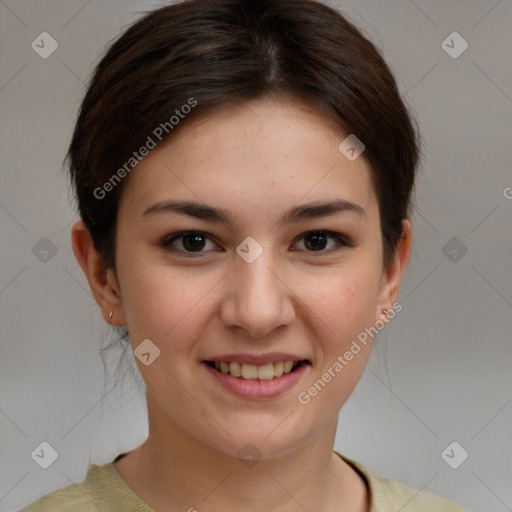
xmin=1 ymin=1 xmax=511 ymax=511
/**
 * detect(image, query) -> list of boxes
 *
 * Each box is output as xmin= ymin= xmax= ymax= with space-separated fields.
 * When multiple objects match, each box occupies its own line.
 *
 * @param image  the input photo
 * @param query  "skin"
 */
xmin=72 ymin=96 xmax=411 ymax=512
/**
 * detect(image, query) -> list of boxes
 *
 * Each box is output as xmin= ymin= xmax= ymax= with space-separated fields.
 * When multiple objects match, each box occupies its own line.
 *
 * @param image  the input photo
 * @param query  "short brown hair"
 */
xmin=67 ymin=0 xmax=420 ymax=271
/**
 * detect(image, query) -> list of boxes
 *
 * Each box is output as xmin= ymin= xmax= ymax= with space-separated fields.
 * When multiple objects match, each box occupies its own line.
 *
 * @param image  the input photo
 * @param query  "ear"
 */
xmin=375 ymin=219 xmax=412 ymax=320
xmin=71 ymin=220 xmax=126 ymax=326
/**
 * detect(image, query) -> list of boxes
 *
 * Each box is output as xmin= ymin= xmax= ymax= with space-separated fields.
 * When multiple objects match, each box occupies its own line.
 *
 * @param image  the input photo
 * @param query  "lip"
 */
xmin=203 ymin=352 xmax=308 ymax=365
xmin=201 ymin=360 xmax=310 ymax=399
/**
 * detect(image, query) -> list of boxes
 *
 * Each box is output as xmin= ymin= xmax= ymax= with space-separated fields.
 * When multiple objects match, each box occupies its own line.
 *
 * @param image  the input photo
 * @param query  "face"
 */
xmin=100 ymin=97 xmax=407 ymax=458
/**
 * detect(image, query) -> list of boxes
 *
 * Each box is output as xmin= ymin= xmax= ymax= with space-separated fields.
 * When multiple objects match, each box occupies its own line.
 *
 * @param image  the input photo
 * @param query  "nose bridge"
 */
xmin=221 ymin=243 xmax=294 ymax=338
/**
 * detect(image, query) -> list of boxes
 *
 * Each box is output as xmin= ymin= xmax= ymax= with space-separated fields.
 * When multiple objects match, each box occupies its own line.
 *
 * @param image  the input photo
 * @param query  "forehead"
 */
xmin=119 ymin=97 xmax=378 ymax=224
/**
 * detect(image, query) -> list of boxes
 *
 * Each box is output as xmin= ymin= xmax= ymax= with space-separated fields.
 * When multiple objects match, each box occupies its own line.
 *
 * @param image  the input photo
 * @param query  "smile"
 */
xmin=202 ymin=360 xmax=311 ymax=399
xmin=205 ymin=360 xmax=307 ymax=380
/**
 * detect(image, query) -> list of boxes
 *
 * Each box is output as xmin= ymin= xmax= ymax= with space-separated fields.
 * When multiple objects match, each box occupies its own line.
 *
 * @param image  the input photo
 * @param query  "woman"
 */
xmin=21 ymin=0 xmax=466 ymax=510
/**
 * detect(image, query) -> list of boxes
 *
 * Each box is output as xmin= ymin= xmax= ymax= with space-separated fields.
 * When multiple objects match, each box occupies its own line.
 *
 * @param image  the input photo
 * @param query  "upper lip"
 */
xmin=203 ymin=352 xmax=310 ymax=366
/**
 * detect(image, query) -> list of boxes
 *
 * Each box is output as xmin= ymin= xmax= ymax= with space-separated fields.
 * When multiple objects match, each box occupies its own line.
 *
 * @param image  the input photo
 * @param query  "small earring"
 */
xmin=109 ymin=311 xmax=113 ymax=324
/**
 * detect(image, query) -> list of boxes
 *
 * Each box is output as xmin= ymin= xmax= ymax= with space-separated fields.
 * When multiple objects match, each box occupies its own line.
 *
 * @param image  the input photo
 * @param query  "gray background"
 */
xmin=1 ymin=1 xmax=511 ymax=511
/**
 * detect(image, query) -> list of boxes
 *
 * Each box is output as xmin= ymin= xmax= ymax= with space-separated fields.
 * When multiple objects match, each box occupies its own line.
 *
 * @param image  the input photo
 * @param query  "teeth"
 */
xmin=257 ymin=363 xmax=274 ymax=381
xmin=273 ymin=361 xmax=284 ymax=377
xmin=211 ymin=360 xmax=302 ymax=380
xmin=241 ymin=364 xmax=258 ymax=379
xmin=229 ymin=361 xmax=242 ymax=377
xmin=283 ymin=361 xmax=294 ymax=373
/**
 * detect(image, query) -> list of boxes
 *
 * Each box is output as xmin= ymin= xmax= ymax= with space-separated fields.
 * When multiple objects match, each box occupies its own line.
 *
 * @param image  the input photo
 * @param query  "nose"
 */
xmin=219 ymin=248 xmax=295 ymax=339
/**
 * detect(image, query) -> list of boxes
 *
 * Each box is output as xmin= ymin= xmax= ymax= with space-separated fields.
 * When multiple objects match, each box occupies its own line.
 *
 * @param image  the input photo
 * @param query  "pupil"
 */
xmin=183 ymin=234 xmax=205 ymax=251
xmin=305 ymin=233 xmax=327 ymax=251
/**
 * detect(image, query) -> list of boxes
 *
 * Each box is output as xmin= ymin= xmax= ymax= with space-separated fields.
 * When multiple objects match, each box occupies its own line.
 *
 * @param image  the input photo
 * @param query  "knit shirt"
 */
xmin=20 ymin=451 xmax=467 ymax=511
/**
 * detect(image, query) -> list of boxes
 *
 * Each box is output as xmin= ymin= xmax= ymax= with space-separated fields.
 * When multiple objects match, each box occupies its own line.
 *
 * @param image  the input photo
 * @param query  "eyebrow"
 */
xmin=142 ymin=198 xmax=366 ymax=225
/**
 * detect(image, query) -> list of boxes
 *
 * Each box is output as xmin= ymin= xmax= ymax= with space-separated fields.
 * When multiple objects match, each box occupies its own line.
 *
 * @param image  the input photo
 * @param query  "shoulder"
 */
xmin=19 ymin=463 xmax=119 ymax=512
xmin=367 ymin=472 xmax=467 ymax=511
xmin=18 ymin=478 xmax=96 ymax=512
xmin=335 ymin=452 xmax=468 ymax=512
xmin=19 ymin=460 xmax=154 ymax=511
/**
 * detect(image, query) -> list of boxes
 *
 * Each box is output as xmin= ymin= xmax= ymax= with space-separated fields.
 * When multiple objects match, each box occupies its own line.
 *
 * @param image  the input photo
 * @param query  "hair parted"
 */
xmin=66 ymin=0 xmax=421 ymax=271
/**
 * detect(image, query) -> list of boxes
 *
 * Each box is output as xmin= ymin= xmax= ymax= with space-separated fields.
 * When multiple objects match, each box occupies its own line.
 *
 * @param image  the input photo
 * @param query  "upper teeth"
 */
xmin=214 ymin=361 xmax=299 ymax=380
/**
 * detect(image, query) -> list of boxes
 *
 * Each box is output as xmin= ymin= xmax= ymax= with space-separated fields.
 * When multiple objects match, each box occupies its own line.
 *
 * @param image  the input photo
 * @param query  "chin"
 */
xmin=201 ymin=417 xmax=311 ymax=461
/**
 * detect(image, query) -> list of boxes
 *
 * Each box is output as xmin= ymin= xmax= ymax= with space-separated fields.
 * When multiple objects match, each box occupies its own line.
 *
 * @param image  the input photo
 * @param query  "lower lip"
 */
xmin=202 ymin=362 xmax=309 ymax=399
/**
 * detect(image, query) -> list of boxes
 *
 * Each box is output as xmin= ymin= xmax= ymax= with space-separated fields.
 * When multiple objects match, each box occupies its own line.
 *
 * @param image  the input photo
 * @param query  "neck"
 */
xmin=115 ymin=394 xmax=369 ymax=512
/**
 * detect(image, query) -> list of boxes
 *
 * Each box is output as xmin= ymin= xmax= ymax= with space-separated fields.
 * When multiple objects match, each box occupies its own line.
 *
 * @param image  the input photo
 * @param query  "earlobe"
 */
xmin=376 ymin=219 xmax=412 ymax=320
xmin=70 ymin=220 xmax=126 ymax=326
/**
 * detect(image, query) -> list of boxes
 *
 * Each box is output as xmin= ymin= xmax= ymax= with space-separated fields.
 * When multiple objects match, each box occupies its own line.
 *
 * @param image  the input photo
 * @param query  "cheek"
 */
xmin=294 ymin=268 xmax=380 ymax=412
xmin=300 ymin=264 xmax=382 ymax=347
xmin=119 ymin=248 xmax=382 ymax=350
xmin=120 ymin=262 xmax=214 ymax=347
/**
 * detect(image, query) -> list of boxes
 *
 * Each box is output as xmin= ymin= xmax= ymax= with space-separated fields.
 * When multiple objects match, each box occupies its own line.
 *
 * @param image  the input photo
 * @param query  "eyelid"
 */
xmin=161 ymin=230 xmax=352 ymax=255
xmin=161 ymin=230 xmax=220 ymax=254
xmin=291 ymin=230 xmax=352 ymax=255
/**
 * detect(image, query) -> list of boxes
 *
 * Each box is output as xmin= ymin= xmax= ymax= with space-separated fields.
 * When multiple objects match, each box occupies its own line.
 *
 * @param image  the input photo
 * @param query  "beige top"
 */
xmin=20 ymin=451 xmax=466 ymax=511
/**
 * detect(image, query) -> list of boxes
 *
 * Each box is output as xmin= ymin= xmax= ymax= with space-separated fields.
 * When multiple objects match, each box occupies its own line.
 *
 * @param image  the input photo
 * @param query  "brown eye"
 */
xmin=294 ymin=231 xmax=350 ymax=254
xmin=304 ymin=232 xmax=328 ymax=251
xmin=181 ymin=233 xmax=207 ymax=252
xmin=162 ymin=231 xmax=217 ymax=254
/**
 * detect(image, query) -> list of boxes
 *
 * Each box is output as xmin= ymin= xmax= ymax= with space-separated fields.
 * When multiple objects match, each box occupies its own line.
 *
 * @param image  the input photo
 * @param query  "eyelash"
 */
xmin=161 ymin=230 xmax=352 ymax=257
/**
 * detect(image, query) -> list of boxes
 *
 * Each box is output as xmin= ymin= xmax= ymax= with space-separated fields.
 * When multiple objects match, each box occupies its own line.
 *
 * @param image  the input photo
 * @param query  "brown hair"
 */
xmin=66 ymin=0 xmax=420 ymax=272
